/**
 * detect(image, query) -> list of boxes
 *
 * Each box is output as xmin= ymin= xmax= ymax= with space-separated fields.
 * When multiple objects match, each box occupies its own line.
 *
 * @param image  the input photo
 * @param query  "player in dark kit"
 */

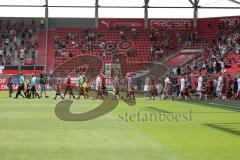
xmin=7 ymin=76 xmax=13 ymax=98
xmin=129 ymin=83 xmax=136 ymax=100
xmin=113 ymin=76 xmax=122 ymax=99
xmin=101 ymin=73 xmax=108 ymax=98
xmin=64 ymin=75 xmax=75 ymax=99
xmin=164 ymin=80 xmax=174 ymax=101
xmin=184 ymin=81 xmax=191 ymax=100
xmin=208 ymin=76 xmax=214 ymax=100
xmin=113 ymin=85 xmax=123 ymax=100
xmin=96 ymin=85 xmax=105 ymax=99
xmin=148 ymin=83 xmax=157 ymax=100
xmin=233 ymin=78 xmax=238 ymax=100
xmin=226 ymin=74 xmax=233 ymax=99
xmin=15 ymin=73 xmax=25 ymax=98
xmin=54 ymin=83 xmax=64 ymax=100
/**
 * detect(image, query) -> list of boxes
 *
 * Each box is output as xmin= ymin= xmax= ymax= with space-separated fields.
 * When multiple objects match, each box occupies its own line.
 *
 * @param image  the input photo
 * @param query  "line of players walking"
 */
xmin=143 ymin=72 xmax=240 ymax=101
xmin=8 ymin=71 xmax=240 ymax=101
xmin=53 ymin=72 xmax=136 ymax=100
xmin=7 ymin=73 xmax=48 ymax=99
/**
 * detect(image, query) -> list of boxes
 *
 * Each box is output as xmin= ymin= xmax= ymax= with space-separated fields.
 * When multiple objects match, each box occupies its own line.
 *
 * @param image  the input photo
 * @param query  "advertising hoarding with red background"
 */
xmin=99 ymin=16 xmax=240 ymax=29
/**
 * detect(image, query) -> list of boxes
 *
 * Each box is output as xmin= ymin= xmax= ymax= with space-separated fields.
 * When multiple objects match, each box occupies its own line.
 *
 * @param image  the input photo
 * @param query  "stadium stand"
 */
xmin=0 ymin=20 xmax=39 ymax=66
xmin=0 ymin=17 xmax=239 ymax=82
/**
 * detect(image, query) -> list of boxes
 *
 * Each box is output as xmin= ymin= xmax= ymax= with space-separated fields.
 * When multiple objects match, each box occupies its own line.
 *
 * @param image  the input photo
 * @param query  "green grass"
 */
xmin=0 ymin=91 xmax=239 ymax=160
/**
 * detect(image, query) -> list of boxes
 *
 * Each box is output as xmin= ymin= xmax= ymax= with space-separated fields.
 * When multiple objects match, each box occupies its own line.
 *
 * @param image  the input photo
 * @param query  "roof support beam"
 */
xmin=44 ymin=0 xmax=49 ymax=72
xmin=189 ymin=0 xmax=200 ymax=29
xmin=228 ymin=0 xmax=240 ymax=5
xmin=144 ymin=0 xmax=150 ymax=28
xmin=95 ymin=0 xmax=99 ymax=28
xmin=0 ymin=5 xmax=239 ymax=9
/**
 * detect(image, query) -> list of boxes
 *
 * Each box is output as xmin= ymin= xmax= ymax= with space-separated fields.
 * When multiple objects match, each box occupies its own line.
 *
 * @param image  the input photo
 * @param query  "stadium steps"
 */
xmin=36 ymin=30 xmax=46 ymax=66
xmin=47 ymin=29 xmax=57 ymax=73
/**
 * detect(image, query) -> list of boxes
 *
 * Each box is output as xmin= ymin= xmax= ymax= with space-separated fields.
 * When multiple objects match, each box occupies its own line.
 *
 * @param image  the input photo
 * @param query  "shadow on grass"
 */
xmin=141 ymin=106 xmax=171 ymax=113
xmin=204 ymin=123 xmax=240 ymax=136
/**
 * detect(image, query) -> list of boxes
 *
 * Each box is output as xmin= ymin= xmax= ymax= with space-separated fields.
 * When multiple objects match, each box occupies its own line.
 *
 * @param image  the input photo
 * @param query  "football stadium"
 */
xmin=0 ymin=0 xmax=240 ymax=160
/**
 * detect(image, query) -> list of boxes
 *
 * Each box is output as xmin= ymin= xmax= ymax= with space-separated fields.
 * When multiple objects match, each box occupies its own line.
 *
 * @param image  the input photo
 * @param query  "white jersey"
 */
xmin=145 ymin=77 xmax=150 ymax=86
xmin=180 ymin=78 xmax=185 ymax=91
xmin=164 ymin=77 xmax=171 ymax=91
xmin=165 ymin=77 xmax=170 ymax=84
xmin=217 ymin=76 xmax=223 ymax=88
xmin=238 ymin=78 xmax=240 ymax=91
xmin=197 ymin=76 xmax=203 ymax=91
xmin=144 ymin=77 xmax=150 ymax=92
xmin=127 ymin=77 xmax=132 ymax=89
xmin=96 ymin=76 xmax=101 ymax=89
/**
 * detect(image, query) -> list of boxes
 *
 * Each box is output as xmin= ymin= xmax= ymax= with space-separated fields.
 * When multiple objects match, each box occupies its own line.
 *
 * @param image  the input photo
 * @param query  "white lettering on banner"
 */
xmin=100 ymin=20 xmax=143 ymax=28
xmin=0 ymin=84 xmax=8 ymax=90
xmin=0 ymin=78 xmax=7 ymax=84
xmin=149 ymin=19 xmax=192 ymax=28
xmin=219 ymin=17 xmax=240 ymax=27
xmin=0 ymin=84 xmax=18 ymax=91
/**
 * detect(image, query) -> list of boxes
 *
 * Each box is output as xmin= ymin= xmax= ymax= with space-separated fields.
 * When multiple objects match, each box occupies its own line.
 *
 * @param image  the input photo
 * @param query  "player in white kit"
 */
xmin=178 ymin=76 xmax=185 ymax=99
xmin=237 ymin=75 xmax=240 ymax=98
xmin=196 ymin=73 xmax=203 ymax=100
xmin=216 ymin=74 xmax=223 ymax=98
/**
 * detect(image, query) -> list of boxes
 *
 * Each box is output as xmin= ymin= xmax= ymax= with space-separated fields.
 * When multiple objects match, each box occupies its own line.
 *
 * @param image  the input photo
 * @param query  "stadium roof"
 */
xmin=0 ymin=0 xmax=239 ymax=18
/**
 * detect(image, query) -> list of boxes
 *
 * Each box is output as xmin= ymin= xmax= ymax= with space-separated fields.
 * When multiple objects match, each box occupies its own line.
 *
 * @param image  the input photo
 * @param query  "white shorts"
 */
xmin=196 ymin=87 xmax=202 ymax=92
xmin=95 ymin=85 xmax=99 ymax=91
xmin=216 ymin=87 xmax=222 ymax=92
xmin=180 ymin=87 xmax=184 ymax=92
xmin=144 ymin=85 xmax=148 ymax=92
xmin=237 ymin=87 xmax=240 ymax=94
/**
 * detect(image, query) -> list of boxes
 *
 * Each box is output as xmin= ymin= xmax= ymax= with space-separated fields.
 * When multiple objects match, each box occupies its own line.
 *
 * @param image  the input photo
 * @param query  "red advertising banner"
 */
xmin=0 ymin=78 xmax=17 ymax=91
xmin=98 ymin=18 xmax=193 ymax=29
xmin=2 ymin=70 xmax=43 ymax=75
xmin=99 ymin=16 xmax=240 ymax=30
xmin=198 ymin=16 xmax=240 ymax=29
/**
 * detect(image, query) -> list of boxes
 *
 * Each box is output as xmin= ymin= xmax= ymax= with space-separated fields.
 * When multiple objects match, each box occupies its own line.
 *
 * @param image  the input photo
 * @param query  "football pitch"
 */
xmin=0 ymin=91 xmax=239 ymax=160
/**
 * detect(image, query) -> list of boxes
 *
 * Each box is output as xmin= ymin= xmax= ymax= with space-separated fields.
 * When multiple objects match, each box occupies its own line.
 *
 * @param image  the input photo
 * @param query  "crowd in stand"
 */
xmin=159 ymin=22 xmax=240 ymax=101
xmin=55 ymin=29 xmax=130 ymax=60
xmin=54 ymin=27 xmax=179 ymax=65
xmin=53 ymin=25 xmax=201 ymax=63
xmin=0 ymin=20 xmax=38 ymax=65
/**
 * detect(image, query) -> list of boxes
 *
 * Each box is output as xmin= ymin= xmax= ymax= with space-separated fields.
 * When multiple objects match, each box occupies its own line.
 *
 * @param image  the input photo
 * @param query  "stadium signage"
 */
xmin=219 ymin=17 xmax=240 ymax=27
xmin=99 ymin=19 xmax=144 ymax=29
xmin=0 ymin=78 xmax=7 ymax=84
xmin=149 ymin=19 xmax=192 ymax=28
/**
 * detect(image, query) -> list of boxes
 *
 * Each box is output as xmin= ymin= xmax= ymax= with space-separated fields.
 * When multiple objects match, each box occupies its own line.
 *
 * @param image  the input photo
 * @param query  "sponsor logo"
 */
xmin=149 ymin=19 xmax=192 ymax=28
xmin=219 ymin=17 xmax=240 ymax=27
xmin=100 ymin=20 xmax=143 ymax=28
